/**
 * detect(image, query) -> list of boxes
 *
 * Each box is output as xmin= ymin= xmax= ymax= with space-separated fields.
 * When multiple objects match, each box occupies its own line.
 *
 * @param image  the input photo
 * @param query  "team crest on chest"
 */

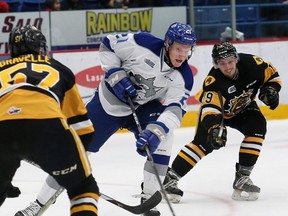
xmin=226 ymin=90 xmax=253 ymax=115
xmin=133 ymin=74 xmax=162 ymax=97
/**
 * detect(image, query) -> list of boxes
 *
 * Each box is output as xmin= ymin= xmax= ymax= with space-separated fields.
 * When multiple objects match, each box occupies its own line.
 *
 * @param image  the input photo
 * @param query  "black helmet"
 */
xmin=212 ymin=41 xmax=238 ymax=64
xmin=9 ymin=25 xmax=47 ymax=58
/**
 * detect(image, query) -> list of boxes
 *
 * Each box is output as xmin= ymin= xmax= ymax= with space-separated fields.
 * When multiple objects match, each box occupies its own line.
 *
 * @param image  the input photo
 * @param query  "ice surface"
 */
xmin=1 ymin=119 xmax=288 ymax=216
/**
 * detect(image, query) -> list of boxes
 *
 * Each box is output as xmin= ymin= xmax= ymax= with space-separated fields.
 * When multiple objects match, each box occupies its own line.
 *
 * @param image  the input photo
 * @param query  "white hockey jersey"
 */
xmin=98 ymin=32 xmax=194 ymax=131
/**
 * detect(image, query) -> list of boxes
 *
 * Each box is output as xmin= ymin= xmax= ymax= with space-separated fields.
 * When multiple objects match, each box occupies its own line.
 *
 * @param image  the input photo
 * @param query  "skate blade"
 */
xmin=232 ymin=189 xmax=259 ymax=201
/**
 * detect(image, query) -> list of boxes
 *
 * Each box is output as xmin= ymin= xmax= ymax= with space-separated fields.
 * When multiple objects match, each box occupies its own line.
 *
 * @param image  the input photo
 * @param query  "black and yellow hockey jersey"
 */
xmin=0 ymin=54 xmax=94 ymax=137
xmin=196 ymin=53 xmax=282 ymax=130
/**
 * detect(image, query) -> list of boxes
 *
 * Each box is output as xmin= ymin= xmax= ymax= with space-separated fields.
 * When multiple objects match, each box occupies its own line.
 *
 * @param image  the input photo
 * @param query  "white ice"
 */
xmin=1 ymin=119 xmax=288 ymax=216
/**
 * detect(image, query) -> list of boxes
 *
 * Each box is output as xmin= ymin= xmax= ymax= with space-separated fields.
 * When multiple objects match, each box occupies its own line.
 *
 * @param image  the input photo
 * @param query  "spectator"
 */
xmin=103 ymin=0 xmax=130 ymax=9
xmin=45 ymin=0 xmax=62 ymax=11
xmin=129 ymin=0 xmax=163 ymax=7
xmin=0 ymin=1 xmax=8 ymax=12
xmin=62 ymin=0 xmax=87 ymax=10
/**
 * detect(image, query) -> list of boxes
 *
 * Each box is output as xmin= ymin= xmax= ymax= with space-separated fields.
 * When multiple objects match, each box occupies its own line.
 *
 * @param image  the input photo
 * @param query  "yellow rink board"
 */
xmin=117 ymin=104 xmax=288 ymax=133
xmin=181 ymin=104 xmax=288 ymax=127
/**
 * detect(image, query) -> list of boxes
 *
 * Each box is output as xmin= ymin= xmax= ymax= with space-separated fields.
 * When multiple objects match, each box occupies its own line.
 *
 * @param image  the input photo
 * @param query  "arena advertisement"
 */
xmin=86 ymin=8 xmax=153 ymax=44
xmin=50 ymin=7 xmax=186 ymax=48
xmin=0 ymin=12 xmax=50 ymax=54
xmin=52 ymin=50 xmax=102 ymax=102
xmin=0 ymin=7 xmax=186 ymax=53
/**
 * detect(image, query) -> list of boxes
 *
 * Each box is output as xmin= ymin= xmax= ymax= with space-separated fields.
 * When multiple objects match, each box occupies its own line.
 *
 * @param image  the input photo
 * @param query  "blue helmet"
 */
xmin=164 ymin=22 xmax=196 ymax=47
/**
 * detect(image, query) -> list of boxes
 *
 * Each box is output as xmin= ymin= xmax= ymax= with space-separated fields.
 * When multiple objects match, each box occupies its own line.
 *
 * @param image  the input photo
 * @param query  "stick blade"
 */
xmin=100 ymin=190 xmax=162 ymax=214
xmin=138 ymin=191 xmax=162 ymax=214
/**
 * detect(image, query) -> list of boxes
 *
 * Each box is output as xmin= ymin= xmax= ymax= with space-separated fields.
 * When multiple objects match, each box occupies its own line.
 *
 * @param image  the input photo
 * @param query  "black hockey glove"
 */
xmin=258 ymin=86 xmax=279 ymax=110
xmin=7 ymin=183 xmax=21 ymax=198
xmin=207 ymin=124 xmax=227 ymax=150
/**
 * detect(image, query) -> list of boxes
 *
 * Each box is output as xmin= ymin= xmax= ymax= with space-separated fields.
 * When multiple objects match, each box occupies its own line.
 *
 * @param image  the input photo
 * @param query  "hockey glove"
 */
xmin=207 ymin=124 xmax=227 ymax=150
xmin=136 ymin=122 xmax=169 ymax=157
xmin=258 ymin=86 xmax=279 ymax=110
xmin=105 ymin=67 xmax=137 ymax=103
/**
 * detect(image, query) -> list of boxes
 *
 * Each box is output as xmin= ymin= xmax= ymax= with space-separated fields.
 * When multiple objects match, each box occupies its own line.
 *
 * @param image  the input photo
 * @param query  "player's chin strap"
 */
xmin=127 ymin=96 xmax=177 ymax=216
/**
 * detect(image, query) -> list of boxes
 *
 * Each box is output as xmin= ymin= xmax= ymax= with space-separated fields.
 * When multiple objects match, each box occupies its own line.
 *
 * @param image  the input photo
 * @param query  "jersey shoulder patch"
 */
xmin=252 ymin=55 xmax=264 ymax=65
xmin=204 ymin=75 xmax=216 ymax=86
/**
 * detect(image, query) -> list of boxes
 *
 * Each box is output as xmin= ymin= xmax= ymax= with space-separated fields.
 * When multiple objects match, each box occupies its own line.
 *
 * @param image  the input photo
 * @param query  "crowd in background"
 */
xmin=0 ymin=1 xmax=8 ymax=12
xmin=1 ymin=0 xmax=287 ymax=39
xmin=1 ymin=0 xmax=182 ymax=12
xmin=1 ymin=0 xmax=288 ymax=13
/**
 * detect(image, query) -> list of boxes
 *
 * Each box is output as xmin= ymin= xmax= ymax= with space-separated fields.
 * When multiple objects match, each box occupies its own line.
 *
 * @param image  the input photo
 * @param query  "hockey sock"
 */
xmin=172 ymin=143 xmax=205 ymax=177
xmin=37 ymin=175 xmax=61 ymax=205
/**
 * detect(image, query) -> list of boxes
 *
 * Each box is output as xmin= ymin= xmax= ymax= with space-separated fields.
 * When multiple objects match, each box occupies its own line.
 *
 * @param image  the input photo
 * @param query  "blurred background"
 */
xmin=1 ymin=0 xmax=288 ymax=50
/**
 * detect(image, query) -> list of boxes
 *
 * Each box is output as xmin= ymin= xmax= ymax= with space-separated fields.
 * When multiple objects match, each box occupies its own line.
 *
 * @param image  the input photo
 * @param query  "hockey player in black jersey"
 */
xmin=0 ymin=25 xmax=100 ymax=216
xmin=164 ymin=41 xmax=282 ymax=202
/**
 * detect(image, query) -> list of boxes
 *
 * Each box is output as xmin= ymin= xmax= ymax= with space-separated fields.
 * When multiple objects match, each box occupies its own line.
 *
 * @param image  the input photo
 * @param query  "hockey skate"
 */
xmin=14 ymin=201 xmax=42 ymax=216
xmin=232 ymin=163 xmax=260 ymax=201
xmin=163 ymin=167 xmax=183 ymax=203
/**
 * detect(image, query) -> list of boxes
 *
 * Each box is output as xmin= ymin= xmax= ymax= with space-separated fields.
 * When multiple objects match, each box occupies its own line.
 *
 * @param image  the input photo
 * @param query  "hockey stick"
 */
xmin=24 ymin=163 xmax=161 ymax=215
xmin=37 ymin=186 xmax=65 ymax=215
xmin=101 ymin=191 xmax=162 ymax=214
xmin=37 ymin=186 xmax=161 ymax=215
xmin=22 ymin=159 xmax=63 ymax=216
xmin=127 ymin=96 xmax=176 ymax=216
xmin=216 ymin=91 xmax=225 ymax=143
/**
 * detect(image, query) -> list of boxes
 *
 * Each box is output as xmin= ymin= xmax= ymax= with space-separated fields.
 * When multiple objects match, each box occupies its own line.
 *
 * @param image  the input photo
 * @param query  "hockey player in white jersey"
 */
xmin=15 ymin=22 xmax=196 ymax=216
